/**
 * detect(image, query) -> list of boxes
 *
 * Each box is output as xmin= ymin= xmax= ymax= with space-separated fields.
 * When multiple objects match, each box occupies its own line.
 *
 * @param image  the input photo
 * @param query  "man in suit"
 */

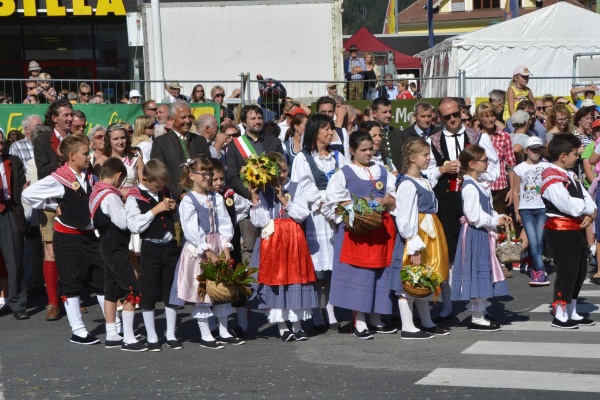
xmin=372 ymin=97 xmax=403 ymax=170
xmin=0 ymin=134 xmax=28 ymax=319
xmin=396 ymin=101 xmax=441 ymax=168
xmin=33 ymin=99 xmax=73 ymax=321
xmin=150 ymin=100 xmax=210 ymax=202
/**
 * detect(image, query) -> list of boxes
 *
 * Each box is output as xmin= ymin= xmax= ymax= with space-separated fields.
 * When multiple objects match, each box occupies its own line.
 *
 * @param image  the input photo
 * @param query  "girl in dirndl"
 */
xmin=391 ymin=137 xmax=450 ymax=339
xmin=452 ymin=145 xmax=511 ymax=332
xmin=247 ymin=152 xmax=319 ymax=341
xmin=325 ymin=131 xmax=397 ymax=340
xmin=169 ymin=157 xmax=242 ymax=350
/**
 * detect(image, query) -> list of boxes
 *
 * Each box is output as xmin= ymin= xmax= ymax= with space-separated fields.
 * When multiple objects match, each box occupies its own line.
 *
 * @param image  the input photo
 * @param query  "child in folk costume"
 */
xmin=210 ymin=158 xmax=251 ymax=337
xmin=247 ymin=152 xmax=319 ymax=341
xmin=325 ymin=131 xmax=397 ymax=340
xmin=541 ymin=134 xmax=596 ymax=329
xmin=22 ymin=135 xmax=104 ymax=345
xmin=391 ymin=138 xmax=450 ymax=339
xmin=169 ymin=158 xmax=241 ymax=349
xmin=125 ymin=160 xmax=181 ymax=351
xmin=89 ymin=158 xmax=144 ymax=351
xmin=452 ymin=145 xmax=511 ymax=332
xmin=290 ymin=114 xmax=345 ymax=331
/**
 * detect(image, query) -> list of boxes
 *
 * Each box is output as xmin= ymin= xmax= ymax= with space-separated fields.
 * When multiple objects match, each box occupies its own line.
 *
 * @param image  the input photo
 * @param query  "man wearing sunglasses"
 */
xmin=424 ymin=97 xmax=500 ymax=324
xmin=504 ymin=100 xmax=546 ymax=143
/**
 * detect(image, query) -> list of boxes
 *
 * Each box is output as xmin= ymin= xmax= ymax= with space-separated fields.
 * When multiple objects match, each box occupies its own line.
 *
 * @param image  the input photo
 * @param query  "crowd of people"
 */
xmin=1 ymin=63 xmax=599 ymax=353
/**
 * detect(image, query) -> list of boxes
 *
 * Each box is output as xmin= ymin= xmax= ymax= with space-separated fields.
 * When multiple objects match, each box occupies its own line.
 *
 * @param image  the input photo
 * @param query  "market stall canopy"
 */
xmin=344 ymin=27 xmax=421 ymax=70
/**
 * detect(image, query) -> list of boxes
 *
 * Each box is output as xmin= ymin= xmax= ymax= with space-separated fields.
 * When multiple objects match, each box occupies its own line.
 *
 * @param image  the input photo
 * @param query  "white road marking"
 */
xmin=462 ymin=341 xmax=600 ymax=359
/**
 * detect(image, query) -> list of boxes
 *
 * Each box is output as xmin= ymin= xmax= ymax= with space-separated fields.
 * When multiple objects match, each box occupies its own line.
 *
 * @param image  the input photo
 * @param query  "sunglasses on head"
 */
xmin=146 ymin=107 xmax=157 ymax=112
xmin=441 ymin=111 xmax=461 ymax=121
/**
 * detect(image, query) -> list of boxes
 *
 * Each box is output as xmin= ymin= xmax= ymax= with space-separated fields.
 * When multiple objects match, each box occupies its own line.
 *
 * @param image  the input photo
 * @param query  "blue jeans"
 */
xmin=520 ymin=208 xmax=547 ymax=271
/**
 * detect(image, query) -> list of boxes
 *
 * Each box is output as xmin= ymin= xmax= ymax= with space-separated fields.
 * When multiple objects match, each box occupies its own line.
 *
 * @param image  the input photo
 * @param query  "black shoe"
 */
xmin=328 ymin=322 xmax=340 ymax=331
xmin=484 ymin=313 xmax=496 ymax=322
xmin=281 ymin=331 xmax=296 ymax=342
xmin=13 ymin=311 xmax=30 ymax=320
xmin=219 ymin=336 xmax=245 ymax=345
xmin=210 ymin=329 xmax=220 ymax=339
xmin=147 ymin=341 xmax=162 ymax=352
xmin=352 ymin=328 xmax=374 ymax=340
xmin=70 ymin=334 xmax=100 ymax=345
xmin=121 ymin=342 xmax=148 ymax=352
xmin=401 ymin=330 xmax=434 ymax=340
xmin=432 ymin=314 xmax=453 ymax=324
xmin=372 ymin=323 xmax=398 ymax=334
xmin=105 ymin=339 xmax=123 ymax=349
xmin=573 ymin=317 xmax=595 ymax=327
xmin=231 ymin=326 xmax=247 ymax=337
xmin=199 ymin=339 xmax=224 ymax=349
xmin=589 ymin=275 xmax=600 ymax=285
xmin=295 ymin=330 xmax=309 ymax=341
xmin=551 ymin=318 xmax=579 ymax=329
xmin=167 ymin=339 xmax=183 ymax=350
xmin=421 ymin=325 xmax=450 ymax=336
xmin=313 ymin=324 xmax=328 ymax=333
xmin=468 ymin=321 xmax=502 ymax=332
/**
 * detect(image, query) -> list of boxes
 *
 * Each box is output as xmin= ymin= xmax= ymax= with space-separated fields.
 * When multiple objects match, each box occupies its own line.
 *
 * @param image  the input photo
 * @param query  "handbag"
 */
xmin=495 ymin=222 xmax=522 ymax=263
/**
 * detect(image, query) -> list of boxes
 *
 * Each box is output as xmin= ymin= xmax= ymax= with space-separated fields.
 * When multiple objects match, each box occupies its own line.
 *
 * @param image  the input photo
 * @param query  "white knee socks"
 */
xmin=142 ymin=309 xmax=158 ymax=343
xmin=217 ymin=314 xmax=232 ymax=338
xmin=470 ymin=298 xmax=491 ymax=326
xmin=291 ymin=320 xmax=302 ymax=333
xmin=122 ymin=310 xmax=137 ymax=344
xmin=197 ymin=318 xmax=215 ymax=341
xmin=398 ymin=298 xmax=419 ymax=333
xmin=567 ymin=299 xmax=583 ymax=321
xmin=414 ymin=298 xmax=435 ymax=329
xmin=355 ymin=311 xmax=368 ymax=331
xmin=64 ymin=296 xmax=88 ymax=338
xmin=165 ymin=306 xmax=177 ymax=341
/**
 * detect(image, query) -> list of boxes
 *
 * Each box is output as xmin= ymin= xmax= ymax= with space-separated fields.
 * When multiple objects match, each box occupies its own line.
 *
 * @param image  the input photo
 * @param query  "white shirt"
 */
xmin=0 ymin=157 xmax=9 ymax=200
xmin=425 ymin=126 xmax=500 ymax=187
xmin=137 ymin=141 xmax=153 ymax=164
xmin=461 ymin=176 xmax=501 ymax=230
xmin=100 ymin=192 xmax=128 ymax=231
xmin=513 ymin=161 xmax=551 ymax=210
xmin=541 ymin=165 xmax=596 ymax=218
xmin=278 ymin=121 xmax=288 ymax=143
xmin=125 ymin=183 xmax=174 ymax=243
xmin=395 ymin=177 xmax=433 ymax=255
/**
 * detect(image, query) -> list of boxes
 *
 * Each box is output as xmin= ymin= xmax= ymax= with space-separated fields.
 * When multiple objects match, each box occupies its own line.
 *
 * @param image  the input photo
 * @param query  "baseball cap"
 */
xmin=525 ymin=136 xmax=544 ymax=149
xmin=513 ymin=66 xmax=532 ymax=76
xmin=509 ymin=110 xmax=530 ymax=125
xmin=592 ymin=119 xmax=600 ymax=129
xmin=167 ymin=81 xmax=182 ymax=89
xmin=129 ymin=89 xmax=142 ymax=98
xmin=284 ymin=106 xmax=307 ymax=117
xmin=581 ymin=99 xmax=596 ymax=107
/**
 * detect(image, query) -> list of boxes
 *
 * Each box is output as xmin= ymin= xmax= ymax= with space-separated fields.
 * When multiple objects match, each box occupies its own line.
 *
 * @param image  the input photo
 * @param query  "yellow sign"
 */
xmin=0 ymin=0 xmax=126 ymax=17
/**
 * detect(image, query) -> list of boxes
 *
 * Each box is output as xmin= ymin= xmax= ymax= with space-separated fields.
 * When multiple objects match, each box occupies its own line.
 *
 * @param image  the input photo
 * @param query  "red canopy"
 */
xmin=344 ymin=27 xmax=420 ymax=70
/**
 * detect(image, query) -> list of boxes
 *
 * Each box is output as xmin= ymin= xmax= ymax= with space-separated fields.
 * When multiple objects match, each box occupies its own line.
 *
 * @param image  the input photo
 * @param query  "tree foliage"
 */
xmin=342 ymin=0 xmax=414 ymax=35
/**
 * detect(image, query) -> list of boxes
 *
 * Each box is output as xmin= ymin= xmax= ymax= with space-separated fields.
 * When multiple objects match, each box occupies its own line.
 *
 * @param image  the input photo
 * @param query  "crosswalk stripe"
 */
xmin=462 ymin=341 xmax=600 ymax=358
xmin=578 ymin=290 xmax=600 ymax=297
xmin=530 ymin=303 xmax=600 ymax=313
xmin=416 ymin=368 xmax=600 ymax=392
xmin=502 ymin=321 xmax=600 ymax=332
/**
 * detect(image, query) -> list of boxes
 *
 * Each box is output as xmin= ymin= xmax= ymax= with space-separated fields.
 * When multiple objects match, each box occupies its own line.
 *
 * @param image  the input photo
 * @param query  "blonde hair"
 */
xmin=546 ymin=104 xmax=573 ymax=132
xmin=180 ymin=157 xmax=213 ymax=190
xmin=401 ymin=137 xmax=430 ymax=174
xmin=475 ymin=101 xmax=495 ymax=121
xmin=364 ymin=52 xmax=374 ymax=66
xmin=132 ymin=115 xmax=154 ymax=146
xmin=59 ymin=134 xmax=89 ymax=158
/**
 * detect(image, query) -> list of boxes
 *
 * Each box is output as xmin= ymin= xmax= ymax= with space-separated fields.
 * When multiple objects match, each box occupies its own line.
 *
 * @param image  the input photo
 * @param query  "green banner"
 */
xmin=347 ymin=98 xmax=442 ymax=131
xmin=0 ymin=103 xmax=220 ymax=136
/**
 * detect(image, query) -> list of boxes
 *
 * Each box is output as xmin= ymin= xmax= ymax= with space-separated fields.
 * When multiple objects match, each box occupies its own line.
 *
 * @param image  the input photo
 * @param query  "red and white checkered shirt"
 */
xmin=488 ymin=128 xmax=516 ymax=191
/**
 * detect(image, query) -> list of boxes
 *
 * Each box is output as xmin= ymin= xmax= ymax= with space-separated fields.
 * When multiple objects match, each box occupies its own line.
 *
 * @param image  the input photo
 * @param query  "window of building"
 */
xmin=473 ymin=0 xmax=501 ymax=9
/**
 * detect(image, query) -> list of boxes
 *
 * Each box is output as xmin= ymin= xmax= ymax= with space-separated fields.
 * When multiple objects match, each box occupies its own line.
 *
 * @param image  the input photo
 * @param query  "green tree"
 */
xmin=342 ymin=0 xmax=414 ymax=35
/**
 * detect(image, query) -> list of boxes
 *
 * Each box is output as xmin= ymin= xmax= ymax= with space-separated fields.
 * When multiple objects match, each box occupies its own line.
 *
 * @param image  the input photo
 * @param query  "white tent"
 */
xmin=416 ymin=2 xmax=600 ymax=98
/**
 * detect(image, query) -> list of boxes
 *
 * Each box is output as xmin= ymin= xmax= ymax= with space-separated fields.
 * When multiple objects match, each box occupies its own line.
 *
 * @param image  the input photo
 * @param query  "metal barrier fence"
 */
xmin=4 ymin=74 xmax=600 ymax=106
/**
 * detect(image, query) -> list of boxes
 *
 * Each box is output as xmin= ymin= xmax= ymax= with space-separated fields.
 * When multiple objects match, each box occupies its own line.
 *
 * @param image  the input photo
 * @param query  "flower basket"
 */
xmin=400 ymin=265 xmax=443 ymax=299
xmin=495 ymin=222 xmax=522 ymax=263
xmin=206 ymin=280 xmax=236 ymax=302
xmin=240 ymin=153 xmax=279 ymax=189
xmin=338 ymin=194 xmax=385 ymax=235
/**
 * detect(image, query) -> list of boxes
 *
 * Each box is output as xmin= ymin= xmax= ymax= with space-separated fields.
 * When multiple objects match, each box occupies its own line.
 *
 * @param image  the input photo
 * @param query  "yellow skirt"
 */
xmin=402 ymin=213 xmax=449 ymax=281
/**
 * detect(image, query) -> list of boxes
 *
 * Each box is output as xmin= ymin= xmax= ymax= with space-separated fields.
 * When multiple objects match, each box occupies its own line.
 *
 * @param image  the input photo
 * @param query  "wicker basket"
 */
xmin=344 ymin=212 xmax=383 ymax=234
xmin=206 ymin=280 xmax=236 ymax=302
xmin=402 ymin=281 xmax=433 ymax=298
xmin=495 ymin=222 xmax=522 ymax=263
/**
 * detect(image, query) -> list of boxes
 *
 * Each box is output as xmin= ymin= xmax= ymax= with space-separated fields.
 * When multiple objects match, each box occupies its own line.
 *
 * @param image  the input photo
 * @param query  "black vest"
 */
xmin=330 ymin=128 xmax=346 ymax=155
xmin=302 ymin=149 xmax=339 ymax=191
xmin=93 ymin=208 xmax=130 ymax=244
xmin=543 ymin=178 xmax=585 ymax=218
xmin=135 ymin=189 xmax=175 ymax=240
xmin=58 ymin=181 xmax=92 ymax=230
xmin=431 ymin=131 xmax=479 ymax=199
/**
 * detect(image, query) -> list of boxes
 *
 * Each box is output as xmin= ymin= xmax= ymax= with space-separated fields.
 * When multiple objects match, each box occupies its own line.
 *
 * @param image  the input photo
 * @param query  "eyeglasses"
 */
xmin=146 ymin=107 xmax=157 ymax=112
xmin=556 ymin=117 xmax=569 ymax=123
xmin=527 ymin=111 xmax=535 ymax=116
xmin=92 ymin=135 xmax=105 ymax=140
xmin=461 ymin=118 xmax=472 ymax=123
xmin=192 ymin=171 xmax=213 ymax=179
xmin=440 ymin=111 xmax=461 ymax=121
xmin=146 ymin=125 xmax=155 ymax=129
xmin=581 ymin=116 xmax=594 ymax=121
xmin=527 ymin=147 xmax=543 ymax=152
xmin=26 ymin=85 xmax=37 ymax=90
xmin=214 ymin=93 xmax=225 ymax=98
xmin=127 ymin=129 xmax=134 ymax=134
xmin=595 ymin=115 xmax=600 ymax=120
xmin=72 ymin=124 xmax=85 ymax=130
xmin=80 ymin=92 xmax=91 ymax=96
xmin=537 ymin=106 xmax=547 ymax=111
xmin=475 ymin=158 xmax=489 ymax=164
xmin=170 ymin=87 xmax=180 ymax=91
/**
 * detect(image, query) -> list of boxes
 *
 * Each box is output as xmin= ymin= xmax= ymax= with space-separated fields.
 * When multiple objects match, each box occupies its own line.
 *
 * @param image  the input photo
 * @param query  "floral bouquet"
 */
xmin=495 ymin=222 xmax=523 ymax=263
xmin=197 ymin=256 xmax=258 ymax=302
xmin=401 ymin=265 xmax=444 ymax=299
xmin=337 ymin=194 xmax=385 ymax=234
xmin=240 ymin=153 xmax=279 ymax=189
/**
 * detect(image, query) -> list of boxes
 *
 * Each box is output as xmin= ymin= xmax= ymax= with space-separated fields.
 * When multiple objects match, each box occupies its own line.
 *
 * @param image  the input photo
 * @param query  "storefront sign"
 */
xmin=0 ymin=103 xmax=220 ymax=136
xmin=0 ymin=0 xmax=126 ymax=17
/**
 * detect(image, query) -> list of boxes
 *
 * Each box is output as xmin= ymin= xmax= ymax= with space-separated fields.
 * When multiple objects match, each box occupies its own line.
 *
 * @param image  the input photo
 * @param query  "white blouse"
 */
xmin=395 ymin=177 xmax=434 ymax=255
xmin=179 ymin=191 xmax=233 ymax=256
xmin=461 ymin=176 xmax=501 ymax=230
xmin=250 ymin=181 xmax=311 ymax=227
xmin=372 ymin=152 xmax=397 ymax=173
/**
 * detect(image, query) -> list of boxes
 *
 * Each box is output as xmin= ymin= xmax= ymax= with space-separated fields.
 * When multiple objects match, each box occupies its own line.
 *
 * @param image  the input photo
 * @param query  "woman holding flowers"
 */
xmin=169 ymin=157 xmax=242 ymax=349
xmin=391 ymin=137 xmax=449 ymax=339
xmin=290 ymin=114 xmax=346 ymax=331
xmin=246 ymin=152 xmax=319 ymax=341
xmin=324 ymin=130 xmax=397 ymax=340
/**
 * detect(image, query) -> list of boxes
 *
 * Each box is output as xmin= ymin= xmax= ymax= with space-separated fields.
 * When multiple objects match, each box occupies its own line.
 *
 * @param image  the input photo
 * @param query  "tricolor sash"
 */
xmin=233 ymin=135 xmax=257 ymax=159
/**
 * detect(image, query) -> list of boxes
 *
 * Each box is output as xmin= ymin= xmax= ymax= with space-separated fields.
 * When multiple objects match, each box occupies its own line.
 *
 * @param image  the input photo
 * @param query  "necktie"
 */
xmin=382 ymin=127 xmax=391 ymax=156
xmin=179 ymin=136 xmax=190 ymax=160
xmin=450 ymin=133 xmax=462 ymax=159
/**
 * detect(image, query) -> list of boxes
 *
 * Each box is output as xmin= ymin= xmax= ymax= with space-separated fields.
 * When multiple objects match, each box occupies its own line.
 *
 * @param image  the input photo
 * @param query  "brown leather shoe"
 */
xmin=80 ymin=306 xmax=88 ymax=314
xmin=46 ymin=304 xmax=60 ymax=321
xmin=502 ymin=266 xmax=513 ymax=278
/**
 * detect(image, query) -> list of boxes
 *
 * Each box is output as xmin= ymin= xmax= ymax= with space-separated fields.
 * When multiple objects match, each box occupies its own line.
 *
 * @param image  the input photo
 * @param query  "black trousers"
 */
xmin=545 ymin=229 xmax=588 ymax=303
xmin=99 ymin=233 xmax=139 ymax=303
xmin=436 ymin=192 xmax=463 ymax=263
xmin=0 ymin=207 xmax=26 ymax=312
xmin=53 ymin=231 xmax=104 ymax=297
xmin=139 ymin=241 xmax=179 ymax=310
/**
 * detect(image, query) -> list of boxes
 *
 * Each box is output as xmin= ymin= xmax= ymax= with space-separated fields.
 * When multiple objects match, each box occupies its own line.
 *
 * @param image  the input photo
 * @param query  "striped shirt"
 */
xmin=9 ymin=138 xmax=34 ymax=172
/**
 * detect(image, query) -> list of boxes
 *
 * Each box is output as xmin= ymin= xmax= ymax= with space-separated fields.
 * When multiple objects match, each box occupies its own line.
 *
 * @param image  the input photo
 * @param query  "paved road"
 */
xmin=2 ymin=269 xmax=600 ymax=399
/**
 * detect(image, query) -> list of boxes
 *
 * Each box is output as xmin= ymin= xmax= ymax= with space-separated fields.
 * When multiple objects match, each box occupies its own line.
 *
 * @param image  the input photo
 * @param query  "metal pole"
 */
xmin=458 ymin=69 xmax=465 ymax=98
xmin=150 ymin=0 xmax=165 ymax=100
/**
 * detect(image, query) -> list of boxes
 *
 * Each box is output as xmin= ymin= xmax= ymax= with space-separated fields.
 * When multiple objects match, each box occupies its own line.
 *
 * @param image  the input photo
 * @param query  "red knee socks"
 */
xmin=43 ymin=261 xmax=59 ymax=305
